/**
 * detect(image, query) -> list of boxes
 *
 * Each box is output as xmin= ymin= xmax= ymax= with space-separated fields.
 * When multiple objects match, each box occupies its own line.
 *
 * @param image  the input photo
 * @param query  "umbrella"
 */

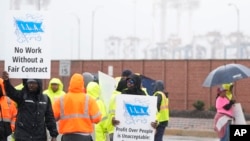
xmin=202 ymin=63 xmax=250 ymax=87
xmin=140 ymin=75 xmax=156 ymax=95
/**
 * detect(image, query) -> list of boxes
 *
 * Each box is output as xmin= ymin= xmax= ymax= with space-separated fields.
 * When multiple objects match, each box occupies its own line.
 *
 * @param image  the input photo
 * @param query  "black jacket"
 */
xmin=4 ymin=79 xmax=58 ymax=141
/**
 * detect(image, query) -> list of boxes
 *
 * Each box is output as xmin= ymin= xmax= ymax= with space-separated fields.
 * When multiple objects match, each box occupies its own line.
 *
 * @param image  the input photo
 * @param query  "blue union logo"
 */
xmin=125 ymin=103 xmax=149 ymax=116
xmin=16 ymin=20 xmax=43 ymax=33
xmin=14 ymin=14 xmax=44 ymax=43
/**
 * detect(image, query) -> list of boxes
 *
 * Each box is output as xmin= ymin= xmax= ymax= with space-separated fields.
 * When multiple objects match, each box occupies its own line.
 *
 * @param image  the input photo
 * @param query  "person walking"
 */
xmin=2 ymin=71 xmax=58 ymax=141
xmin=86 ymin=81 xmax=108 ymax=141
xmin=214 ymin=86 xmax=235 ymax=141
xmin=43 ymin=78 xmax=66 ymax=104
xmin=52 ymin=73 xmax=102 ymax=141
xmin=0 ymin=78 xmax=17 ymax=141
xmin=152 ymin=80 xmax=169 ymax=141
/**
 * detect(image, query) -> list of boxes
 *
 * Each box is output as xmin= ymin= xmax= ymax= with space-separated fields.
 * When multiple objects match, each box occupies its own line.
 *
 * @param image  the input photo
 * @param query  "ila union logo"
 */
xmin=14 ymin=14 xmax=44 ymax=43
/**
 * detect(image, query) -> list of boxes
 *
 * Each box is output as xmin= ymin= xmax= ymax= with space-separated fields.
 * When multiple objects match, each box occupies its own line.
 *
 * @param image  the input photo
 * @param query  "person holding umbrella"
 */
xmin=214 ymin=86 xmax=236 ymax=141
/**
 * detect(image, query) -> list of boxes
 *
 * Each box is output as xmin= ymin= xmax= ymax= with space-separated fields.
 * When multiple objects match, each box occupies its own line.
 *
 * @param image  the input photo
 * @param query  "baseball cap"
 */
xmin=217 ymin=86 xmax=227 ymax=94
xmin=27 ymin=79 xmax=37 ymax=83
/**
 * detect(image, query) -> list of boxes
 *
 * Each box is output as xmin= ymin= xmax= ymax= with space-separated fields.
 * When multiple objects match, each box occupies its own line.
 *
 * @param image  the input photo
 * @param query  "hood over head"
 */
xmin=86 ymin=81 xmax=101 ymax=98
xmin=27 ymin=79 xmax=43 ymax=94
xmin=116 ymin=79 xmax=127 ymax=92
xmin=126 ymin=74 xmax=142 ymax=89
xmin=48 ymin=78 xmax=64 ymax=92
xmin=82 ymin=72 xmax=94 ymax=88
xmin=68 ymin=73 xmax=85 ymax=93
xmin=122 ymin=69 xmax=132 ymax=77
xmin=152 ymin=80 xmax=165 ymax=93
xmin=222 ymin=83 xmax=233 ymax=91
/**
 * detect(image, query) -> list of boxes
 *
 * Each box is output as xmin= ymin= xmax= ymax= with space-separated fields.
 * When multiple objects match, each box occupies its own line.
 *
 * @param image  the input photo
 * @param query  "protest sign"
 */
xmin=98 ymin=71 xmax=116 ymax=108
xmin=4 ymin=11 xmax=51 ymax=78
xmin=114 ymin=94 xmax=157 ymax=141
xmin=233 ymin=103 xmax=246 ymax=125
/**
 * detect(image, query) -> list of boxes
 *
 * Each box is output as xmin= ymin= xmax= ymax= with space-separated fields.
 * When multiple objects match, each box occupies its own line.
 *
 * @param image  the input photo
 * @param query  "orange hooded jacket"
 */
xmin=0 ymin=78 xmax=17 ymax=132
xmin=53 ymin=73 xmax=101 ymax=134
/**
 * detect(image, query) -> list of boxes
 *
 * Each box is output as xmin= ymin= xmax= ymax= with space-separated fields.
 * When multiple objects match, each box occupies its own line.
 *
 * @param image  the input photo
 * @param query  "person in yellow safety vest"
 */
xmin=86 ymin=81 xmax=108 ymax=141
xmin=107 ymin=78 xmax=128 ymax=141
xmin=43 ymin=78 xmax=66 ymax=104
xmin=0 ymin=78 xmax=17 ymax=141
xmin=152 ymin=80 xmax=169 ymax=141
xmin=53 ymin=73 xmax=102 ymax=141
xmin=222 ymin=83 xmax=234 ymax=100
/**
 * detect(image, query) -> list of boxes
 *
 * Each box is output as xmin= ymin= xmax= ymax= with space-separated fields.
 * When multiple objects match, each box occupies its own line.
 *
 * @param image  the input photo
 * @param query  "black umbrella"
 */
xmin=202 ymin=63 xmax=250 ymax=87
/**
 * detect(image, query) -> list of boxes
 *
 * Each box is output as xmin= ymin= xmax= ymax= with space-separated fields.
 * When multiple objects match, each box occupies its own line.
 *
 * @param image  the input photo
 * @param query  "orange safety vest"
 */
xmin=0 ymin=78 xmax=17 ymax=131
xmin=52 ymin=73 xmax=102 ymax=134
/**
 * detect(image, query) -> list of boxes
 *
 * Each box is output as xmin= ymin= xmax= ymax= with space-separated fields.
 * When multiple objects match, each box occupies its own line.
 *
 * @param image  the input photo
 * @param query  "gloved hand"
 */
xmin=151 ymin=121 xmax=158 ymax=129
xmin=2 ymin=71 xmax=9 ymax=80
xmin=111 ymin=117 xmax=120 ymax=126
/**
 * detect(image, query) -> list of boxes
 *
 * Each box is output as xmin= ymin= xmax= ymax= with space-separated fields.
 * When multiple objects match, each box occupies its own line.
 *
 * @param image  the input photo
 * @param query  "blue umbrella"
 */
xmin=202 ymin=63 xmax=250 ymax=87
xmin=140 ymin=75 xmax=156 ymax=95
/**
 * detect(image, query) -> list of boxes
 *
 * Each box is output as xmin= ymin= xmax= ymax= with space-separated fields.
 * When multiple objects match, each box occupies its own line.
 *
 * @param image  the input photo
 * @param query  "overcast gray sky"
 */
xmin=1 ymin=0 xmax=249 ymax=60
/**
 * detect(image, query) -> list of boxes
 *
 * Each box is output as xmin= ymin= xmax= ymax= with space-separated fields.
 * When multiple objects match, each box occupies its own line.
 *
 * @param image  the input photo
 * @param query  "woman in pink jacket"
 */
xmin=214 ymin=86 xmax=235 ymax=141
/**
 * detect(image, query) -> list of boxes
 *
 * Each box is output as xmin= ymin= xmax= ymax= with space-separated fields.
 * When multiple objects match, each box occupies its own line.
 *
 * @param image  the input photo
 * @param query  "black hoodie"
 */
xmin=4 ymin=79 xmax=58 ymax=141
xmin=121 ymin=74 xmax=146 ymax=96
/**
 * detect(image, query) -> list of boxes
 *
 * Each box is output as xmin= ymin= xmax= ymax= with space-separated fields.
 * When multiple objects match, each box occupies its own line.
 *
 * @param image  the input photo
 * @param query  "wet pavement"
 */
xmin=164 ymin=135 xmax=219 ymax=141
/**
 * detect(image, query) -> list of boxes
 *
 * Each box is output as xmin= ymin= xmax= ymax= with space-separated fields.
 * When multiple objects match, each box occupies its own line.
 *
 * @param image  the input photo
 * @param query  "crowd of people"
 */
xmin=0 ymin=68 xmax=240 ymax=141
xmin=0 ymin=69 xmax=169 ymax=141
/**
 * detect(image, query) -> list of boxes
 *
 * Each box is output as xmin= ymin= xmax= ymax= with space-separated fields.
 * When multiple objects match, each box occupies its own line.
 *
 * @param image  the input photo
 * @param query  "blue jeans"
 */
xmin=154 ymin=121 xmax=168 ymax=141
xmin=220 ymin=121 xmax=230 ymax=141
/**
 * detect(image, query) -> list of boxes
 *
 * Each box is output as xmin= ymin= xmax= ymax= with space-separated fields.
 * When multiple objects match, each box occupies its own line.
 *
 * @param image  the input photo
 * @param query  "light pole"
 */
xmin=91 ymin=6 xmax=103 ymax=59
xmin=228 ymin=3 xmax=240 ymax=58
xmin=70 ymin=13 xmax=81 ymax=59
xmin=228 ymin=3 xmax=240 ymax=34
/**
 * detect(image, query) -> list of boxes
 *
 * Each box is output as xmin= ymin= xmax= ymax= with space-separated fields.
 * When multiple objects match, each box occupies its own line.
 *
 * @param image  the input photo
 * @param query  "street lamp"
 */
xmin=91 ymin=6 xmax=103 ymax=59
xmin=228 ymin=3 xmax=240 ymax=58
xmin=228 ymin=3 xmax=240 ymax=33
xmin=70 ymin=13 xmax=81 ymax=59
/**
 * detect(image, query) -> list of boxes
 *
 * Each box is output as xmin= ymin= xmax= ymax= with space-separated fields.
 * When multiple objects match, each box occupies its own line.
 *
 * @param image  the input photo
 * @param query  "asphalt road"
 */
xmin=8 ymin=134 xmax=219 ymax=141
xmin=164 ymin=135 xmax=219 ymax=141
